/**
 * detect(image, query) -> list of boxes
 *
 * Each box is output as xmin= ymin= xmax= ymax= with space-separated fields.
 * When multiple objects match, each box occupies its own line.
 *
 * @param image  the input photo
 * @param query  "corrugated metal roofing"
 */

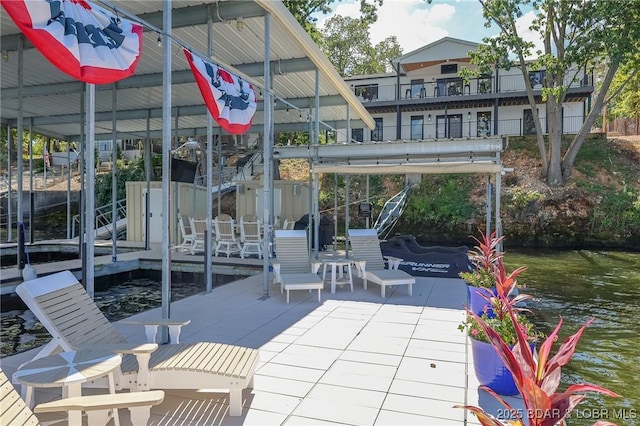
xmin=0 ymin=0 xmax=375 ymax=142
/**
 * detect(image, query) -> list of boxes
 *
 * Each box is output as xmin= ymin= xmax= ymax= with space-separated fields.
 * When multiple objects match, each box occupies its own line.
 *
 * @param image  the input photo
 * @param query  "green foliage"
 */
xmin=609 ymin=54 xmax=640 ymax=119
xmin=508 ymin=187 xmax=543 ymax=209
xmin=94 ymin=161 xmax=146 ymax=207
xmin=318 ymin=14 xmax=402 ymax=76
xmin=469 ymin=0 xmax=640 ymax=185
xmin=403 ymin=174 xmax=476 ymax=229
xmin=588 ymin=184 xmax=640 ymax=235
xmin=575 ymin=135 xmax=637 ymax=183
xmin=282 ymin=0 xmax=382 ymax=43
xmin=460 ymin=269 xmax=496 ymax=289
xmin=459 ymin=310 xmax=538 ymax=346
xmin=276 ymin=131 xmax=311 ymax=146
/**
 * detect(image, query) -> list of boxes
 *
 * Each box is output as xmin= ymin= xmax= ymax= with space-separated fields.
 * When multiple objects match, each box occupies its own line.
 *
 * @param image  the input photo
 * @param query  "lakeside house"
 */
xmin=344 ymin=37 xmax=593 ymax=143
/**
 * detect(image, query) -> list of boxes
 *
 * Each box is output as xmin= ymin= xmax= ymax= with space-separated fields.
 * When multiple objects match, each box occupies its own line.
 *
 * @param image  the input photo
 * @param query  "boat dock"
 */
xmin=0 ymin=240 xmax=263 ymax=295
xmin=1 ymin=272 xmax=526 ymax=425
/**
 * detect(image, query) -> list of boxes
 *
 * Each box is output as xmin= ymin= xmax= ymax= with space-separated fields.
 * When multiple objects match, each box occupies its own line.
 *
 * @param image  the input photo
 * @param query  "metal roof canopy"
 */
xmin=274 ymin=137 xmax=507 ymax=269
xmin=0 ymin=0 xmax=375 ymax=141
xmin=0 ymin=0 xmax=377 ymax=315
xmin=273 ymin=137 xmax=506 ymax=175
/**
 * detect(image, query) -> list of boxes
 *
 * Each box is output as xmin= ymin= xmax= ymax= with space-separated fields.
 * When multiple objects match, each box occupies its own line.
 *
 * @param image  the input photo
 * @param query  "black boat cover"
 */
xmin=380 ymin=235 xmax=473 ymax=278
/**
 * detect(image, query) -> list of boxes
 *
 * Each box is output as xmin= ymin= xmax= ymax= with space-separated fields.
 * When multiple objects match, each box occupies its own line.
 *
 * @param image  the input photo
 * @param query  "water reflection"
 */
xmin=506 ymin=249 xmax=639 ymax=426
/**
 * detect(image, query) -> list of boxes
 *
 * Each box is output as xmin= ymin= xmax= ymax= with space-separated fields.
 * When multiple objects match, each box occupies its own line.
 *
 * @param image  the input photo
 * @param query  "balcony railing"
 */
xmin=352 ymin=69 xmax=591 ymax=103
xmin=349 ymin=115 xmax=585 ymax=142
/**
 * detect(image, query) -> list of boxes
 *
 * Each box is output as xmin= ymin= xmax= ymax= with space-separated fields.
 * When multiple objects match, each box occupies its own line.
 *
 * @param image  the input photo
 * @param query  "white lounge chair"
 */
xmin=15 ymin=271 xmax=259 ymax=417
xmin=273 ymin=230 xmax=324 ymax=303
xmin=0 ymin=367 xmax=164 ymax=426
xmin=348 ymin=229 xmax=415 ymax=298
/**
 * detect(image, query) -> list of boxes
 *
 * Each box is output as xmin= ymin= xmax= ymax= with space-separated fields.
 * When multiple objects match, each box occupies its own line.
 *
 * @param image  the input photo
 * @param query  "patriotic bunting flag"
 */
xmin=1 ymin=0 xmax=142 ymax=84
xmin=184 ymin=49 xmax=258 ymax=135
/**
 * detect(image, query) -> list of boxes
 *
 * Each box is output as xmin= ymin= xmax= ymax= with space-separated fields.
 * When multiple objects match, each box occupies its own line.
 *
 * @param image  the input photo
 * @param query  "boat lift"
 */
xmin=373 ymin=185 xmax=411 ymax=240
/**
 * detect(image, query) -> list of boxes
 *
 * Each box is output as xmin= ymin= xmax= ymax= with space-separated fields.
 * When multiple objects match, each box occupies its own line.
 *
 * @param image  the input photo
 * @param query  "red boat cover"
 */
xmin=1 ymin=0 xmax=142 ymax=84
xmin=184 ymin=48 xmax=258 ymax=135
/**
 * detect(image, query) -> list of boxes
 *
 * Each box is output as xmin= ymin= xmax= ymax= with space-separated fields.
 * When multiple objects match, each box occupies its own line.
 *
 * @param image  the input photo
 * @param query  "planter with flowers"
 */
xmin=460 ymin=258 xmax=538 ymax=395
xmin=457 ymin=232 xmax=621 ymax=424
xmin=456 ymin=290 xmax=621 ymax=425
xmin=460 ymin=231 xmax=504 ymax=316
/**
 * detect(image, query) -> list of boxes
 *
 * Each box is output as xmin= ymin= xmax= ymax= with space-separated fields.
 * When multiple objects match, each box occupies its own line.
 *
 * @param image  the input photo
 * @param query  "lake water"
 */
xmin=505 ymin=249 xmax=639 ymax=426
xmin=1 ymin=250 xmax=638 ymax=424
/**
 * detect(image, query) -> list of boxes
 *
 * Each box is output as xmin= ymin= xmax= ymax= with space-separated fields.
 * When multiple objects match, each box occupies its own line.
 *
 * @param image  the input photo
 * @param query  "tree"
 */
xmin=283 ymin=0 xmax=383 ymax=43
xmin=319 ymin=15 xmax=402 ymax=76
xmin=469 ymin=0 xmax=640 ymax=186
xmin=608 ymin=55 xmax=640 ymax=121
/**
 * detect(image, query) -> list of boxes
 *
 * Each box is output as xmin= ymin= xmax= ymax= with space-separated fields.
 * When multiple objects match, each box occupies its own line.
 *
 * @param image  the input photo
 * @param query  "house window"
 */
xmin=528 ymin=70 xmax=545 ymax=88
xmin=477 ymin=111 xmax=492 ymax=137
xmin=436 ymin=78 xmax=464 ymax=96
xmin=352 ymin=128 xmax=364 ymax=142
xmin=411 ymin=116 xmax=424 ymax=140
xmin=449 ymin=114 xmax=463 ymax=138
xmin=441 ymin=63 xmax=458 ymax=74
xmin=436 ymin=114 xmax=463 ymax=138
xmin=410 ymin=79 xmax=425 ymax=98
xmin=372 ymin=118 xmax=383 ymax=142
xmin=355 ymin=84 xmax=378 ymax=102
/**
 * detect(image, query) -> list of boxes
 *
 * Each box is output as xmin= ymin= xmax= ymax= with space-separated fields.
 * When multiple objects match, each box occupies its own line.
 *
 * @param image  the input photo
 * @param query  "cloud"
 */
xmin=315 ymin=1 xmax=542 ymax=56
xmin=514 ymin=11 xmax=544 ymax=59
xmin=371 ymin=2 xmax=455 ymax=52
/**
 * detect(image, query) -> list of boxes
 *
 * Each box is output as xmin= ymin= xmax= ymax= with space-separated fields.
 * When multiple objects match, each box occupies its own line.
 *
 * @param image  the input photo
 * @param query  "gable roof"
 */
xmin=391 ymin=37 xmax=480 ymax=73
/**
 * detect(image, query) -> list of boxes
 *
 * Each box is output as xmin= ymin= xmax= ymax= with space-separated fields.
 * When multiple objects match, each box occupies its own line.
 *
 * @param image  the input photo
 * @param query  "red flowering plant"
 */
xmin=455 ymin=299 xmax=621 ymax=425
xmin=459 ymin=230 xmax=505 ymax=289
xmin=460 ymin=259 xmax=538 ymax=346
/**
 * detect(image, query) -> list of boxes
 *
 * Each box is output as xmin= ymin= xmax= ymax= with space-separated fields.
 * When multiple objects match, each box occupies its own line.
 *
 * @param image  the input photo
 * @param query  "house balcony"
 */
xmin=352 ymin=70 xmax=593 ymax=106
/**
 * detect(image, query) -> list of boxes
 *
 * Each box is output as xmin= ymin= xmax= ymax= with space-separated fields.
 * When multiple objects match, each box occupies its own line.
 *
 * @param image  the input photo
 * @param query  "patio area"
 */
xmin=1 ymin=272 xmax=521 ymax=425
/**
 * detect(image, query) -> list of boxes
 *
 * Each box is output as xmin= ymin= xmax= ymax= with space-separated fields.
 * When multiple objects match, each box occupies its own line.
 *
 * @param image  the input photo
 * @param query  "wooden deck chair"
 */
xmin=239 ymin=216 xmax=263 ymax=259
xmin=347 ymin=229 xmax=415 ymax=298
xmin=188 ymin=217 xmax=207 ymax=255
xmin=176 ymin=216 xmax=194 ymax=253
xmin=272 ymin=230 xmax=324 ymax=303
xmin=0 ymin=367 xmax=164 ymax=426
xmin=214 ymin=214 xmax=242 ymax=257
xmin=15 ymin=271 xmax=259 ymax=417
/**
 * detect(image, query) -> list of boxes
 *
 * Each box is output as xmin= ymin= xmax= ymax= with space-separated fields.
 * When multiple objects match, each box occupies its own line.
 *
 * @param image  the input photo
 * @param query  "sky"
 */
xmin=316 ymin=0 xmax=541 ymax=56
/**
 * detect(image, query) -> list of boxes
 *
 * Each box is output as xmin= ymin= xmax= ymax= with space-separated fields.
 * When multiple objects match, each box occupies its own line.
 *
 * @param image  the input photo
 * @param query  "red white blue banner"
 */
xmin=1 ymin=0 xmax=142 ymax=84
xmin=184 ymin=49 xmax=258 ymax=135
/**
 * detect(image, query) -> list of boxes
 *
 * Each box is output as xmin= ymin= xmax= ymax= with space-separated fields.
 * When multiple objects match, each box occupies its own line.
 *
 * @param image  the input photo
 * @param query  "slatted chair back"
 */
xmin=239 ymin=216 xmax=263 ymax=258
xmin=15 ymin=271 xmax=127 ymax=360
xmin=348 ymin=229 xmax=386 ymax=270
xmin=0 ymin=368 xmax=39 ymax=426
xmin=282 ymin=217 xmax=296 ymax=230
xmin=274 ymin=230 xmax=313 ymax=274
xmin=240 ymin=218 xmax=262 ymax=243
xmin=214 ymin=214 xmax=241 ymax=257
xmin=242 ymin=215 xmax=258 ymax=223
xmin=177 ymin=216 xmax=195 ymax=252
xmin=189 ymin=217 xmax=208 ymax=254
xmin=214 ymin=214 xmax=237 ymax=242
